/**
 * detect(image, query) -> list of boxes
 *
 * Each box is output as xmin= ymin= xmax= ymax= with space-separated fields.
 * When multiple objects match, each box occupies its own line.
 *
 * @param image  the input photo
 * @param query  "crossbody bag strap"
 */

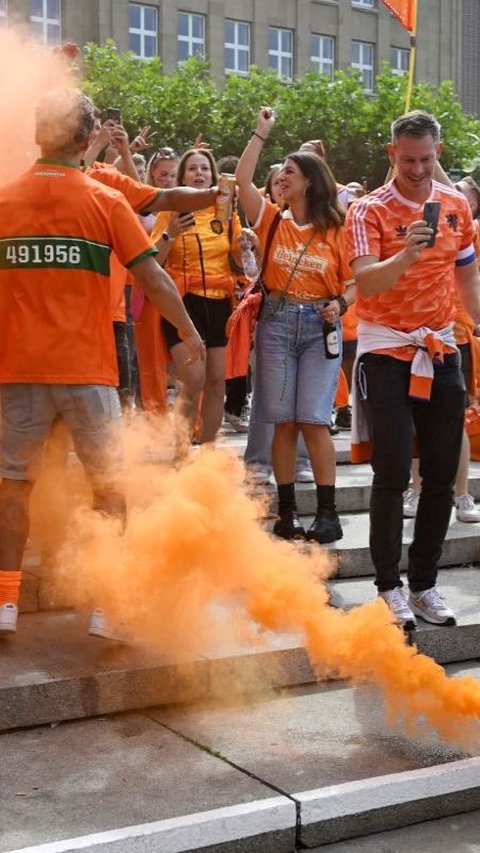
xmin=259 ymin=210 xmax=282 ymax=293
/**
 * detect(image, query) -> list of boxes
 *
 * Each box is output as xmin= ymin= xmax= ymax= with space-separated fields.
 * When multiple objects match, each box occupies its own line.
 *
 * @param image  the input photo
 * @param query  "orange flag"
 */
xmin=382 ymin=0 xmax=415 ymax=31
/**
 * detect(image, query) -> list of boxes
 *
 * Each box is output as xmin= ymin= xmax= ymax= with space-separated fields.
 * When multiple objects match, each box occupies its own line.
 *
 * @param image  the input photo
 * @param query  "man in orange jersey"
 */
xmin=346 ymin=110 xmax=480 ymax=630
xmin=0 ymin=89 xmax=206 ymax=637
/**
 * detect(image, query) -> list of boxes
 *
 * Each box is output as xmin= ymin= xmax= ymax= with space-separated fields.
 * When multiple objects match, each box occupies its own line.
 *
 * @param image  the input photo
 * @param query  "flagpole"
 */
xmin=404 ymin=0 xmax=418 ymax=112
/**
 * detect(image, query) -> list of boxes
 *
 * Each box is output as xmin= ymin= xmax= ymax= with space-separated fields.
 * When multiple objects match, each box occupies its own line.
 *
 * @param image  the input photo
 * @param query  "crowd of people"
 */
xmin=1 ymin=85 xmax=480 ymax=639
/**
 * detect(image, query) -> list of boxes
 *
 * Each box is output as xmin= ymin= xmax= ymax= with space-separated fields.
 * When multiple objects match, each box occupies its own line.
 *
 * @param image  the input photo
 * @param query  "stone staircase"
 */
xmin=2 ymin=428 xmax=480 ymax=852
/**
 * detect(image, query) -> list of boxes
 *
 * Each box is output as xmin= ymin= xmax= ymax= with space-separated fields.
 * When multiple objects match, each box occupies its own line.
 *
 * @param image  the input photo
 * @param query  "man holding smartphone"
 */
xmin=346 ymin=110 xmax=480 ymax=630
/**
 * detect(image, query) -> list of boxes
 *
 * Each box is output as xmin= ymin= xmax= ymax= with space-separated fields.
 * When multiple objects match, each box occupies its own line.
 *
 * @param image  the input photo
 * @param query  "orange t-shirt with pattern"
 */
xmin=0 ymin=161 xmax=157 ymax=385
xmin=253 ymin=198 xmax=353 ymax=299
xmin=346 ymin=179 xmax=475 ymax=333
xmin=454 ymin=219 xmax=480 ymax=344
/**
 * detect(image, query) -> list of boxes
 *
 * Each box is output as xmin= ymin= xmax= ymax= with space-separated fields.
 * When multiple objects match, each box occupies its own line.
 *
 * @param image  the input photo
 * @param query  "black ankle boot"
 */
xmin=307 ymin=509 xmax=343 ymax=544
xmin=273 ymin=511 xmax=307 ymax=541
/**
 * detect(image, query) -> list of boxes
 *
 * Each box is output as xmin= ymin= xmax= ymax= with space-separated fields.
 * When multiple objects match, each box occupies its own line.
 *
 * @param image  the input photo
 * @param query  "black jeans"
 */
xmin=358 ymin=352 xmax=465 ymax=592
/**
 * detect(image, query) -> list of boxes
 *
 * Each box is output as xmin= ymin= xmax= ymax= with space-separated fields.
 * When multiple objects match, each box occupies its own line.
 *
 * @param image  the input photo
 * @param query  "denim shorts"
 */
xmin=254 ymin=296 xmax=342 ymax=424
xmin=0 ymin=383 xmax=122 ymax=484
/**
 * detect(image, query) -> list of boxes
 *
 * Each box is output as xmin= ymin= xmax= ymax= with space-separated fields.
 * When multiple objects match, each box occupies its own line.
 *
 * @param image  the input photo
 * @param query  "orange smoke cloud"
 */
xmin=48 ymin=419 xmax=480 ymax=746
xmin=0 ymin=28 xmax=73 ymax=184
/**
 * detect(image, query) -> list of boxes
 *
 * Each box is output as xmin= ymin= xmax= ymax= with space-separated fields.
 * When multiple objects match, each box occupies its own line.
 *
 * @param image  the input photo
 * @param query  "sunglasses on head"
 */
xmin=152 ymin=147 xmax=179 ymax=161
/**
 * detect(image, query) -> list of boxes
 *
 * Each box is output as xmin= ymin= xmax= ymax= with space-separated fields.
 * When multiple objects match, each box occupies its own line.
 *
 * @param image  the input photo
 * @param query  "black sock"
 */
xmin=277 ymin=483 xmax=296 ymax=516
xmin=316 ymin=484 xmax=336 ymax=513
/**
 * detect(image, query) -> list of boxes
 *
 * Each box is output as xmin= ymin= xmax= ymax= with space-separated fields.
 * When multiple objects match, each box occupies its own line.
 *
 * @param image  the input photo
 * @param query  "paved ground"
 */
xmin=1 ymin=677 xmax=479 ymax=852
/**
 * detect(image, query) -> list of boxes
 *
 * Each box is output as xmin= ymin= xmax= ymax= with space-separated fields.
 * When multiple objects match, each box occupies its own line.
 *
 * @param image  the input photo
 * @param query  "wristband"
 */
xmin=251 ymin=131 xmax=266 ymax=142
xmin=336 ymin=295 xmax=348 ymax=316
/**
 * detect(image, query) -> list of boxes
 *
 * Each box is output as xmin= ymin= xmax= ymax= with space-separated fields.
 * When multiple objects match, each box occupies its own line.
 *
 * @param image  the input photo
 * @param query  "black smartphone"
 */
xmin=423 ymin=201 xmax=441 ymax=248
xmin=107 ymin=107 xmax=121 ymax=124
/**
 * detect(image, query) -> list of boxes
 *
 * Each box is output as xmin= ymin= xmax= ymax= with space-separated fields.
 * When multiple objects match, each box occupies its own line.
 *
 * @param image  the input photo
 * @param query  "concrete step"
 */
xmin=258 ymin=461 xmax=480 ymax=515
xmin=265 ymin=508 xmax=480 ymax=578
xmin=2 ymin=567 xmax=479 ymax=733
xmin=2 ymin=675 xmax=480 ymax=852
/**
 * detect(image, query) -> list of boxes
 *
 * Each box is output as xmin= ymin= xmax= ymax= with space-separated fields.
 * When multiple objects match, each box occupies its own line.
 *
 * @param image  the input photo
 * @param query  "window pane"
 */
xmin=144 ymin=7 xmax=156 ymax=31
xmin=324 ymin=39 xmax=333 ymax=59
xmin=311 ymin=35 xmax=319 ymax=58
xmin=177 ymin=39 xmax=189 ymax=60
xmin=365 ymin=44 xmax=373 ymax=63
xmin=129 ymin=3 xmax=140 ymax=29
xmin=268 ymin=28 xmax=277 ymax=51
xmin=224 ymin=47 xmax=234 ymax=69
xmin=281 ymin=30 xmax=291 ymax=53
xmin=352 ymin=42 xmax=360 ymax=62
xmin=47 ymin=23 xmax=60 ymax=44
xmin=30 ymin=21 xmax=43 ymax=39
xmin=225 ymin=20 xmax=234 ymax=43
xmin=238 ymin=49 xmax=249 ymax=72
xmin=178 ymin=13 xmax=188 ymax=37
xmin=192 ymin=40 xmax=203 ymax=56
xmin=47 ymin=0 xmax=59 ymax=18
xmin=144 ymin=35 xmax=157 ymax=56
xmin=129 ymin=32 xmax=141 ymax=54
xmin=268 ymin=53 xmax=278 ymax=70
xmin=238 ymin=23 xmax=249 ymax=45
xmin=192 ymin=14 xmax=203 ymax=39
xmin=31 ymin=0 xmax=43 ymax=17
xmin=281 ymin=56 xmax=291 ymax=78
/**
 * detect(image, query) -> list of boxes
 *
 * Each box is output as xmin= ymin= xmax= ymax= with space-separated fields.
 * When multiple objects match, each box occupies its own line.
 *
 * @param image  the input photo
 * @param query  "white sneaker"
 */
xmin=403 ymin=488 xmax=420 ymax=518
xmin=224 ymin=407 xmax=250 ymax=433
xmin=408 ymin=587 xmax=456 ymax=626
xmin=0 ymin=603 xmax=18 ymax=635
xmin=88 ymin=608 xmax=131 ymax=643
xmin=378 ymin=588 xmax=416 ymax=630
xmin=246 ymin=466 xmax=272 ymax=485
xmin=454 ymin=494 xmax=480 ymax=523
xmin=296 ymin=465 xmax=314 ymax=483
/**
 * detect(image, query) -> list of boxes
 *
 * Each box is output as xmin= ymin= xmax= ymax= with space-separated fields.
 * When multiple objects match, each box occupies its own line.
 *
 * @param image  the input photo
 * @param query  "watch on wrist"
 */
xmin=161 ymin=231 xmax=173 ymax=242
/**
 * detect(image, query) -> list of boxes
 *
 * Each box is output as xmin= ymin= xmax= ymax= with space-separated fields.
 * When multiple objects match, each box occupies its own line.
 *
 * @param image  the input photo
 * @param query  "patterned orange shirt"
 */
xmin=346 ymin=179 xmax=475 ymax=332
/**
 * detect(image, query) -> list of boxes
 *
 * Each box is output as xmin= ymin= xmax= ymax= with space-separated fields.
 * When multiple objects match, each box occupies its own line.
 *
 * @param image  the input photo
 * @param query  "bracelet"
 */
xmin=251 ymin=131 xmax=266 ymax=142
xmin=336 ymin=295 xmax=348 ymax=316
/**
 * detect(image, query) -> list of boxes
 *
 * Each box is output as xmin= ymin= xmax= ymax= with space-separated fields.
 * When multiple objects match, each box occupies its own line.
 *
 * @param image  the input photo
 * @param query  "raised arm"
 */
xmin=236 ymin=108 xmax=275 ymax=225
xmin=149 ymin=186 xmax=218 ymax=213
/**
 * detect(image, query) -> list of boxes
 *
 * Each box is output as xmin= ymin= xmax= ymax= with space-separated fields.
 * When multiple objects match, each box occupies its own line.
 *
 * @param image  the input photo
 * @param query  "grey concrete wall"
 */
xmin=2 ymin=0 xmax=476 ymax=117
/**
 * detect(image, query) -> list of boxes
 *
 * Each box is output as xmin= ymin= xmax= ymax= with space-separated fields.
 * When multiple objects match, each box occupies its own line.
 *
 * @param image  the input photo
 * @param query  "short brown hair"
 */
xmin=35 ymin=89 xmax=94 ymax=153
xmin=391 ymin=110 xmax=441 ymax=144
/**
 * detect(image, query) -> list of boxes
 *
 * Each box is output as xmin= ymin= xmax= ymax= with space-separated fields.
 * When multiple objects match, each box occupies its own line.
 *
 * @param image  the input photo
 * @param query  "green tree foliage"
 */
xmin=82 ymin=42 xmax=480 ymax=189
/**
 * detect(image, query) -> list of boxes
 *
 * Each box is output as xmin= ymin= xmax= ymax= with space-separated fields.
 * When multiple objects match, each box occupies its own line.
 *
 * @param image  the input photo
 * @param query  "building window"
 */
xmin=352 ymin=40 xmax=374 ymax=91
xmin=0 ymin=0 xmax=7 ymax=26
xmin=352 ymin=0 xmax=375 ymax=7
xmin=30 ymin=0 xmax=61 ymax=46
xmin=225 ymin=19 xmax=250 ymax=75
xmin=178 ymin=12 xmax=205 ymax=62
xmin=268 ymin=27 xmax=293 ymax=81
xmin=391 ymin=46 xmax=410 ymax=76
xmin=129 ymin=4 xmax=158 ymax=58
xmin=310 ymin=34 xmax=334 ymax=78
